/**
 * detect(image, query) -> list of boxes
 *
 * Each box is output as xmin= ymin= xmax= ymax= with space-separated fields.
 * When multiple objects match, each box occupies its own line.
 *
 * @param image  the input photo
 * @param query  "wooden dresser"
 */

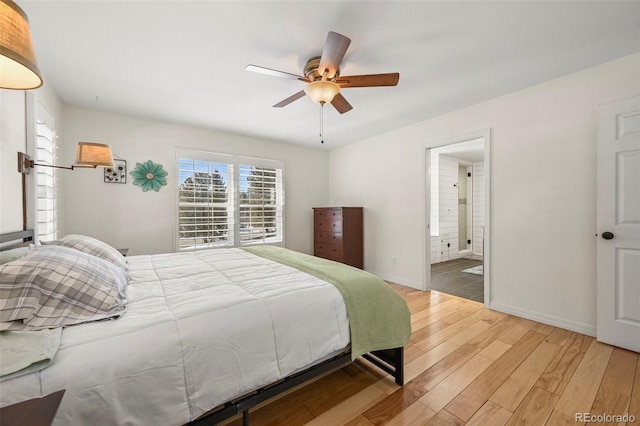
xmin=313 ymin=207 xmax=363 ymax=269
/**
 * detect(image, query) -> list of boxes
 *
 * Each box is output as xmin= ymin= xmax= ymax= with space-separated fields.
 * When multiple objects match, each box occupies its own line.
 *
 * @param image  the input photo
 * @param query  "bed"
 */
xmin=0 ymin=230 xmax=410 ymax=425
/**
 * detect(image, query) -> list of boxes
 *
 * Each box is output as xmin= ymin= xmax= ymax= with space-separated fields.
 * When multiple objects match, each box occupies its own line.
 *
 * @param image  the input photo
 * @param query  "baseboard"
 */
xmin=368 ymin=270 xmax=423 ymax=290
xmin=488 ymin=302 xmax=596 ymax=337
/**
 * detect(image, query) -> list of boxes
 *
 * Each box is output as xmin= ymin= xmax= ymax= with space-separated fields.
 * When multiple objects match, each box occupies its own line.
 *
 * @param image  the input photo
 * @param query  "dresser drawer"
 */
xmin=314 ymin=242 xmax=343 ymax=262
xmin=315 ymin=230 xmax=343 ymax=245
xmin=315 ymin=218 xmax=342 ymax=232
xmin=314 ymin=208 xmax=342 ymax=221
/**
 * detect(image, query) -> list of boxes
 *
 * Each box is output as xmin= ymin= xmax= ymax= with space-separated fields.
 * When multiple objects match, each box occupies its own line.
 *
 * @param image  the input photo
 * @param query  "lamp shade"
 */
xmin=0 ymin=0 xmax=42 ymax=90
xmin=304 ymin=81 xmax=340 ymax=105
xmin=75 ymin=142 xmax=115 ymax=168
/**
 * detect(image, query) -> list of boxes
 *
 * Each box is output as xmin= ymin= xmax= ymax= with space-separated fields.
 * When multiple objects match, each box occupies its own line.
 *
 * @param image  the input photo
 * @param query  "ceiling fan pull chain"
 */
xmin=320 ymin=103 xmax=324 ymax=144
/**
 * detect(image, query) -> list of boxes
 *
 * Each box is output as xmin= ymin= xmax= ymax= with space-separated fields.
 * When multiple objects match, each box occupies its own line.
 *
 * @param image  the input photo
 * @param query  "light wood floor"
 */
xmin=224 ymin=284 xmax=640 ymax=425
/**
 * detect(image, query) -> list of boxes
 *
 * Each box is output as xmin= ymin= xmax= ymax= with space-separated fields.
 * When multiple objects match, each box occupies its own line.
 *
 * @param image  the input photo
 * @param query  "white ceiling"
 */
xmin=20 ymin=1 xmax=640 ymax=149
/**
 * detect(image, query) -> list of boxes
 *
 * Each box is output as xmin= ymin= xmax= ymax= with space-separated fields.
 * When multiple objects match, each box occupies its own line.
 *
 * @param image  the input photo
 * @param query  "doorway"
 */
xmin=596 ymin=96 xmax=640 ymax=352
xmin=423 ymin=131 xmax=491 ymax=305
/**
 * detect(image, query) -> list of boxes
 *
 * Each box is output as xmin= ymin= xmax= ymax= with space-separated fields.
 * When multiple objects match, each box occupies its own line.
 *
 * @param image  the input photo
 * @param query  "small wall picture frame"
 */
xmin=104 ymin=159 xmax=127 ymax=184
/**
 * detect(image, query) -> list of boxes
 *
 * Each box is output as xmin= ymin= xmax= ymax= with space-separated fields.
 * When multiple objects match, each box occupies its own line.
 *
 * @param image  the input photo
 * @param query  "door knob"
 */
xmin=602 ymin=232 xmax=614 ymax=240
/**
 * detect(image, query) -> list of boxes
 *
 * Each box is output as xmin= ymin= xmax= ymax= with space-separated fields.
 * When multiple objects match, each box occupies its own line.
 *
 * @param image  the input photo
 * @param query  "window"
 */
xmin=29 ymin=100 xmax=58 ymax=242
xmin=177 ymin=149 xmax=284 ymax=251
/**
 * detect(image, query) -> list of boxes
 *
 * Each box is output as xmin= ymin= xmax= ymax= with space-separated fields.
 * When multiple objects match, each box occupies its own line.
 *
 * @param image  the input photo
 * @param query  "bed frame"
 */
xmin=0 ymin=229 xmax=34 ymax=249
xmin=188 ymin=347 xmax=403 ymax=425
xmin=0 ymin=230 xmax=404 ymax=426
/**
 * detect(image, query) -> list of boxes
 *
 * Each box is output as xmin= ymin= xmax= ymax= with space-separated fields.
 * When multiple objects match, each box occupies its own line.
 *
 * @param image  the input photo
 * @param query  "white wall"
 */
xmin=329 ymin=53 xmax=640 ymax=335
xmin=0 ymin=90 xmax=26 ymax=233
xmin=0 ymin=82 xmax=62 ymax=235
xmin=59 ymin=106 xmax=330 ymax=256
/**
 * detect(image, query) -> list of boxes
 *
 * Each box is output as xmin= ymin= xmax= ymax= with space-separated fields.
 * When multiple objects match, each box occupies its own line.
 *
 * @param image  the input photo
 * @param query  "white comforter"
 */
xmin=0 ymin=248 xmax=350 ymax=425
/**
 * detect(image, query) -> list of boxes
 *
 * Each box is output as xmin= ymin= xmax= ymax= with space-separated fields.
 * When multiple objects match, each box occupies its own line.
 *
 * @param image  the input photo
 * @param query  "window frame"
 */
xmin=26 ymin=95 xmax=58 ymax=243
xmin=175 ymin=148 xmax=285 ymax=252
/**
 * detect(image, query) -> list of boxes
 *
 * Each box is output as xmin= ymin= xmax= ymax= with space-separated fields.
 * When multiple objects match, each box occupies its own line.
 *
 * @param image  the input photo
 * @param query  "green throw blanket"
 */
xmin=0 ymin=327 xmax=62 ymax=381
xmin=242 ymin=246 xmax=411 ymax=360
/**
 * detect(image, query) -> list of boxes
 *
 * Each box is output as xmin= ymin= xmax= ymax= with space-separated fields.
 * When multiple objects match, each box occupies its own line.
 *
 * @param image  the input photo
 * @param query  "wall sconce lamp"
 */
xmin=0 ymin=0 xmax=43 ymax=90
xmin=18 ymin=142 xmax=115 ymax=174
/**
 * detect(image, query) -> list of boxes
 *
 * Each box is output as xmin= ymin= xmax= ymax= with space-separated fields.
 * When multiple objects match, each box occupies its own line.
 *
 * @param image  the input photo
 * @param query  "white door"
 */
xmin=597 ymin=96 xmax=640 ymax=353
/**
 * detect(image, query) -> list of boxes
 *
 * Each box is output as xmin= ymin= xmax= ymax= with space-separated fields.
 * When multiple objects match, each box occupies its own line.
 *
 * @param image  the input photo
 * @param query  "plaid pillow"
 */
xmin=0 ymin=245 xmax=128 ymax=330
xmin=42 ymin=234 xmax=128 ymax=271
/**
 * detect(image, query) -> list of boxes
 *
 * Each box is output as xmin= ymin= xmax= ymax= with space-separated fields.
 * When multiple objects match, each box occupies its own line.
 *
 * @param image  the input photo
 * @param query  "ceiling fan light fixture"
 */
xmin=304 ymin=80 xmax=339 ymax=105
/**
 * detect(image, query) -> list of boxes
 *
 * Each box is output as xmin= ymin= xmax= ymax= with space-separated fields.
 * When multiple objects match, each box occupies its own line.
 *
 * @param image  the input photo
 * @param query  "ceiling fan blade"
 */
xmin=331 ymin=93 xmax=353 ymax=114
xmin=273 ymin=90 xmax=306 ymax=108
xmin=337 ymin=73 xmax=400 ymax=88
xmin=318 ymin=32 xmax=351 ymax=80
xmin=246 ymin=65 xmax=306 ymax=81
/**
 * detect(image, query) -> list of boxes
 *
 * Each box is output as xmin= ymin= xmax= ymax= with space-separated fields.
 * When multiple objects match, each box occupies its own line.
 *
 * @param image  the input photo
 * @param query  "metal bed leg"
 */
xmin=362 ymin=347 xmax=405 ymax=386
xmin=243 ymin=409 xmax=249 ymax=426
xmin=394 ymin=347 xmax=404 ymax=386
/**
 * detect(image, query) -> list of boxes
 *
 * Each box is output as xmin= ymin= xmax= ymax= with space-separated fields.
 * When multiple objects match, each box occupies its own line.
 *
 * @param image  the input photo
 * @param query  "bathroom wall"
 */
xmin=472 ymin=162 xmax=485 ymax=259
xmin=430 ymin=155 xmax=485 ymax=263
xmin=431 ymin=154 xmax=460 ymax=263
xmin=458 ymin=164 xmax=469 ymax=250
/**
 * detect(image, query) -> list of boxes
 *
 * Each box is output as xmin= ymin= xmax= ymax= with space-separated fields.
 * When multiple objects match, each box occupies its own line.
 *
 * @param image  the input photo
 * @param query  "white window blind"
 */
xmin=34 ymin=104 xmax=57 ymax=242
xmin=177 ymin=150 xmax=284 ymax=251
xmin=238 ymin=158 xmax=284 ymax=245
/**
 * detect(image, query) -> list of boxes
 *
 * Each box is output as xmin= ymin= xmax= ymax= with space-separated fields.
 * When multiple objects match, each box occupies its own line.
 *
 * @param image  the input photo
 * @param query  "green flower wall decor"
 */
xmin=130 ymin=160 xmax=168 ymax=192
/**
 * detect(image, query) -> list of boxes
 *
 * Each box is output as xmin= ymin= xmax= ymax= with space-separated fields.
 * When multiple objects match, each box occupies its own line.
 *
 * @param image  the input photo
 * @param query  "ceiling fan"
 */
xmin=246 ymin=31 xmax=400 ymax=114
